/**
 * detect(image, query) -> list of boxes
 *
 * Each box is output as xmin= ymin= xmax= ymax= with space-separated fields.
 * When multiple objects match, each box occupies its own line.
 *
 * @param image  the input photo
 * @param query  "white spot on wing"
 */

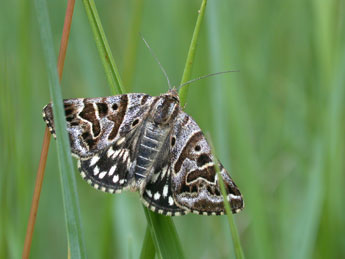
xmin=227 ymin=193 xmax=242 ymax=201
xmin=163 ymin=185 xmax=168 ymax=198
xmin=116 ymin=137 xmax=125 ymax=145
xmin=146 ymin=189 xmax=152 ymax=198
xmin=89 ymin=155 xmax=100 ymax=166
xmin=112 ymin=149 xmax=121 ymax=159
xmin=107 ymin=146 xmax=115 ymax=157
xmin=199 ymin=162 xmax=214 ymax=170
xmin=160 ymin=165 xmax=168 ymax=180
xmin=113 ymin=175 xmax=119 ymax=183
xmin=108 ymin=165 xmax=116 ymax=176
xmin=93 ymin=166 xmax=100 ymax=175
xmin=99 ymin=171 xmax=107 ymax=179
xmin=154 ymin=192 xmax=161 ymax=200
xmin=122 ymin=149 xmax=129 ymax=161
xmin=168 ymin=196 xmax=174 ymax=206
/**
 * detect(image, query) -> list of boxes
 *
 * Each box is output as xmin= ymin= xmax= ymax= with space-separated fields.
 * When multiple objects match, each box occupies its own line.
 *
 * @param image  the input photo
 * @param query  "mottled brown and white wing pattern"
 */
xmin=140 ymin=110 xmax=244 ymax=216
xmin=43 ymin=90 xmax=244 ymax=215
xmin=43 ymin=93 xmax=155 ymax=192
xmin=169 ymin=111 xmax=244 ymax=215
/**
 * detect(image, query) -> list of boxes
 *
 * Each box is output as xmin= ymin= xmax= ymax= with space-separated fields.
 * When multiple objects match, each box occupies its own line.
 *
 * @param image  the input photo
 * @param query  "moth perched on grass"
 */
xmin=43 ymin=88 xmax=244 ymax=216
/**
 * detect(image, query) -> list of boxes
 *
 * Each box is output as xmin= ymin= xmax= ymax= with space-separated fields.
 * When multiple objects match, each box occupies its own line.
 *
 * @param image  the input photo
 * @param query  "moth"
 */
xmin=43 ymin=89 xmax=244 ymax=216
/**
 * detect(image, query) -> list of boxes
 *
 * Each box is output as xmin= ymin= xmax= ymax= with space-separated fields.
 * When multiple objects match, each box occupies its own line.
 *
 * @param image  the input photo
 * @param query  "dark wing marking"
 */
xmin=141 ymin=165 xmax=188 ymax=216
xmin=42 ymin=93 xmax=153 ymax=159
xmin=170 ymin=111 xmax=244 ymax=215
xmin=43 ymin=93 xmax=154 ymax=192
xmin=139 ymin=126 xmax=187 ymax=216
xmin=77 ymin=129 xmax=140 ymax=193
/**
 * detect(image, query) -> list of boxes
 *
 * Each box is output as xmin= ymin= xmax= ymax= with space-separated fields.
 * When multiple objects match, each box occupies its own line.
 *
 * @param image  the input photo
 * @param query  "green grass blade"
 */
xmin=140 ymin=1 xmax=209 ymax=257
xmin=143 ymin=208 xmax=185 ymax=259
xmin=34 ymin=0 xmax=86 ymax=258
xmin=80 ymin=1 xmax=181 ymax=257
xmin=179 ymin=0 xmax=207 ymax=106
xmin=122 ymin=0 xmax=145 ymax=91
xmin=208 ymin=135 xmax=245 ymax=259
xmin=139 ymin=228 xmax=155 ymax=259
xmin=289 ymin=142 xmax=324 ymax=259
xmin=81 ymin=0 xmax=125 ymax=95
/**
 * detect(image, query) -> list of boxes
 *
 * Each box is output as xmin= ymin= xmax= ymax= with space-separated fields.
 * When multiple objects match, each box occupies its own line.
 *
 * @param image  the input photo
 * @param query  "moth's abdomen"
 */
xmin=134 ymin=123 xmax=168 ymax=179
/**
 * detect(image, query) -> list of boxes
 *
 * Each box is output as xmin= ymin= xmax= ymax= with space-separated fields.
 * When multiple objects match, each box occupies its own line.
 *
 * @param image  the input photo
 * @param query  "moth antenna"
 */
xmin=177 ymin=70 xmax=239 ymax=90
xmin=140 ymin=33 xmax=172 ymax=89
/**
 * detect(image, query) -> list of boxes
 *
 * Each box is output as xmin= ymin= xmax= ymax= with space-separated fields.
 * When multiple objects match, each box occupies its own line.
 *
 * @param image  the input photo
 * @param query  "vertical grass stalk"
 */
xmin=81 ymin=0 xmax=125 ymax=95
xmin=34 ymin=0 xmax=86 ymax=257
xmin=81 ymin=1 xmax=185 ymax=258
xmin=207 ymin=135 xmax=245 ymax=259
xmin=143 ymin=0 xmax=209 ymax=257
xmin=179 ymin=0 xmax=207 ymax=106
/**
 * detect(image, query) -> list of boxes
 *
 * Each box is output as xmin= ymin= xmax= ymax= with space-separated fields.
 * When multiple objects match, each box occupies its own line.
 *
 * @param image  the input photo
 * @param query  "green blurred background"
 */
xmin=1 ymin=0 xmax=344 ymax=258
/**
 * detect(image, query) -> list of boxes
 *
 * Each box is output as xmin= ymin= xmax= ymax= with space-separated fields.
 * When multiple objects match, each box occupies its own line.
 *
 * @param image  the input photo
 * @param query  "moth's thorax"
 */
xmin=152 ymin=92 xmax=180 ymax=125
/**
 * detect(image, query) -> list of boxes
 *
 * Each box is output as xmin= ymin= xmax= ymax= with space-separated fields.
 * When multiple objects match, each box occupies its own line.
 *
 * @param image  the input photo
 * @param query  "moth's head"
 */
xmin=153 ymin=89 xmax=180 ymax=124
xmin=167 ymin=88 xmax=179 ymax=101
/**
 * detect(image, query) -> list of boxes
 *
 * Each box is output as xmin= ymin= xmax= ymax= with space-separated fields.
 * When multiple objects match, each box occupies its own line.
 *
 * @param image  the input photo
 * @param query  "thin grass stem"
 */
xmin=207 ymin=134 xmax=245 ymax=259
xmin=81 ymin=0 xmax=125 ymax=95
xmin=22 ymin=127 xmax=51 ymax=259
xmin=179 ymin=0 xmax=207 ymax=106
xmin=34 ymin=0 xmax=86 ymax=257
xmin=22 ymin=1 xmax=76 ymax=258
xmin=139 ymin=228 xmax=155 ymax=259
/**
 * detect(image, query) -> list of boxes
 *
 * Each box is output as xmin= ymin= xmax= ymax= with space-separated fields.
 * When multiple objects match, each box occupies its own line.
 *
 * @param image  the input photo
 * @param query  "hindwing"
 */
xmin=140 ymin=111 xmax=244 ymax=215
xmin=169 ymin=111 xmax=244 ymax=215
xmin=140 ymin=133 xmax=187 ymax=216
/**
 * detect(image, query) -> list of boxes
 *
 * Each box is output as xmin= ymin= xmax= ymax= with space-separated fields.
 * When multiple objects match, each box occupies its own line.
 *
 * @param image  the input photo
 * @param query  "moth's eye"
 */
xmin=132 ymin=119 xmax=140 ymax=127
xmin=112 ymin=103 xmax=118 ymax=110
xmin=171 ymin=136 xmax=176 ymax=147
xmin=194 ymin=145 xmax=201 ymax=152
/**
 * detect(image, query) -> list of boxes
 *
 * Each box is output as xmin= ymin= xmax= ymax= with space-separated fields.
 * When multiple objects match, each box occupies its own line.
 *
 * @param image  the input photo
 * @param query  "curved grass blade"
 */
xmin=179 ymin=0 xmax=207 ymax=106
xmin=141 ymin=0 xmax=209 ymax=257
xmin=34 ymin=0 xmax=86 ymax=257
xmin=139 ymin=228 xmax=155 ymax=259
xmin=207 ymin=134 xmax=245 ymax=259
xmin=143 ymin=208 xmax=185 ymax=259
xmin=81 ymin=0 xmax=125 ymax=95
xmin=80 ymin=1 xmax=185 ymax=257
xmin=122 ymin=0 xmax=145 ymax=91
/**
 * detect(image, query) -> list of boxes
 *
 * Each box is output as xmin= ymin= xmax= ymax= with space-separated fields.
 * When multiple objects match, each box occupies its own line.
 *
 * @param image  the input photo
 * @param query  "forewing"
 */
xmin=43 ymin=93 xmax=153 ymax=158
xmin=170 ymin=111 xmax=244 ymax=215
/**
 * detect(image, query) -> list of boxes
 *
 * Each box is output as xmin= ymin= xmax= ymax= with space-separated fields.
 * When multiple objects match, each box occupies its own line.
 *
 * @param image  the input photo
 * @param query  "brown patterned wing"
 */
xmin=43 ymin=93 xmax=153 ymax=158
xmin=42 ymin=93 xmax=155 ymax=192
xmin=170 ymin=111 xmax=244 ymax=215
